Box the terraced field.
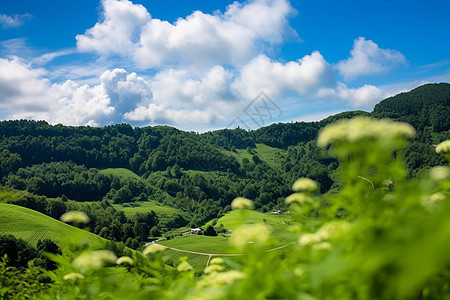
[0,203,104,247]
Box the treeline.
[0,187,188,248]
[5,161,151,202]
[0,234,61,272]
[0,83,449,223]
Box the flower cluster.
[177,260,193,272]
[204,264,224,274]
[116,256,133,266]
[421,192,446,210]
[430,166,450,181]
[230,223,272,250]
[285,193,313,205]
[60,211,90,224]
[317,116,415,147]
[72,250,117,273]
[63,272,85,283]
[231,197,254,210]
[292,178,319,192]
[435,140,450,153]
[299,220,351,247]
[285,177,318,206]
[197,270,246,288]
[143,243,166,255]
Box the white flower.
[285,193,313,205]
[177,260,193,272]
[298,221,351,247]
[292,178,319,192]
[436,140,450,153]
[231,197,254,210]
[73,250,117,273]
[298,233,323,246]
[316,220,352,240]
[197,270,246,288]
[317,116,415,147]
[143,243,166,255]
[204,264,224,274]
[210,258,224,265]
[60,211,90,224]
[422,192,446,210]
[230,223,271,250]
[116,256,133,266]
[63,272,85,282]
[313,241,332,251]
[430,166,449,181]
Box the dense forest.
[0,83,449,249]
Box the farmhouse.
[190,228,202,234]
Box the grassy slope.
[221,143,286,169]
[217,210,290,230]
[101,168,189,220]
[0,203,104,247]
[160,235,234,271]
[161,235,234,254]
[158,210,293,270]
[98,168,142,180]
[113,200,188,219]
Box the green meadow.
[222,143,286,169]
[157,210,293,270]
[98,168,143,180]
[0,203,104,247]
[113,200,188,219]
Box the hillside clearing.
[0,203,104,247]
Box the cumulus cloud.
[335,82,385,107]
[233,51,332,99]
[0,53,394,128]
[76,0,150,56]
[0,13,32,29]
[0,57,242,127]
[77,0,296,68]
[0,57,52,111]
[125,65,239,125]
[0,57,156,126]
[336,37,406,79]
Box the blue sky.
[0,0,449,131]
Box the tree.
[204,225,217,236]
[0,235,37,268]
[171,164,182,178]
[150,226,161,237]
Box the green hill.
[99,168,143,181]
[0,203,104,247]
[0,82,449,251]
[157,210,294,270]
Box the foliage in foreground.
[2,116,450,299]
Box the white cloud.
[0,13,32,29]
[232,51,332,99]
[76,0,150,56]
[0,57,52,111]
[0,57,155,126]
[77,0,296,68]
[336,37,406,79]
[335,82,385,107]
[125,65,239,125]
[0,53,393,128]
[32,49,77,65]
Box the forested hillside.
[0,83,449,248]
